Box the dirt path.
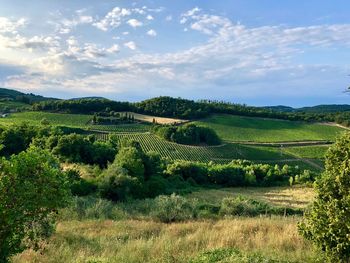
[320,122,350,131]
[225,140,332,147]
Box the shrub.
[208,164,245,186]
[99,172,143,201]
[190,248,291,263]
[60,196,126,220]
[299,132,350,262]
[166,161,208,185]
[65,169,97,196]
[144,176,168,198]
[0,147,70,262]
[151,193,198,223]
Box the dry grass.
[123,112,188,125]
[12,217,317,263]
[187,186,315,209]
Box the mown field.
[196,114,345,142]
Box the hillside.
[264,104,350,113]
[195,114,345,142]
[0,87,55,105]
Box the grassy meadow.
[196,114,345,142]
[13,217,321,263]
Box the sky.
[0,0,350,107]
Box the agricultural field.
[0,100,29,111]
[97,132,304,163]
[88,123,151,133]
[0,111,92,127]
[195,114,346,142]
[282,145,329,160]
[0,111,333,170]
[121,112,188,124]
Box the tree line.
[33,96,350,126]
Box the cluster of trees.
[38,134,115,168]
[33,98,132,114]
[33,96,350,126]
[92,112,136,125]
[152,123,221,145]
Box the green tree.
[115,146,145,179]
[0,147,71,262]
[299,132,350,262]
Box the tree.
[299,132,350,262]
[115,146,145,179]
[0,147,71,262]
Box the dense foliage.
[33,98,132,114]
[152,123,221,145]
[0,148,70,262]
[299,132,350,262]
[33,96,350,126]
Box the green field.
[97,133,298,163]
[0,111,333,169]
[0,100,29,111]
[283,145,329,159]
[0,112,92,127]
[196,114,345,142]
[90,123,151,133]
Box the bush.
[208,164,245,186]
[144,176,168,198]
[299,132,350,262]
[153,123,221,146]
[0,147,71,262]
[99,173,143,201]
[65,169,97,196]
[151,194,198,223]
[166,161,208,185]
[190,248,292,263]
[61,196,126,220]
[219,196,302,217]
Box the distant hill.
[263,105,295,112]
[0,88,56,104]
[297,104,350,113]
[263,104,350,113]
[69,96,107,101]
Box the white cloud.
[0,17,27,33]
[165,15,172,21]
[146,15,154,20]
[93,7,132,31]
[127,19,143,28]
[124,41,136,50]
[147,29,157,37]
[107,44,120,53]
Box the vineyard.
[95,132,298,163]
[88,123,151,133]
[196,114,345,142]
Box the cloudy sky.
[0,0,349,106]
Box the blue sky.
[0,0,349,106]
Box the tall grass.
[13,217,322,263]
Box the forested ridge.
[33,96,350,126]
